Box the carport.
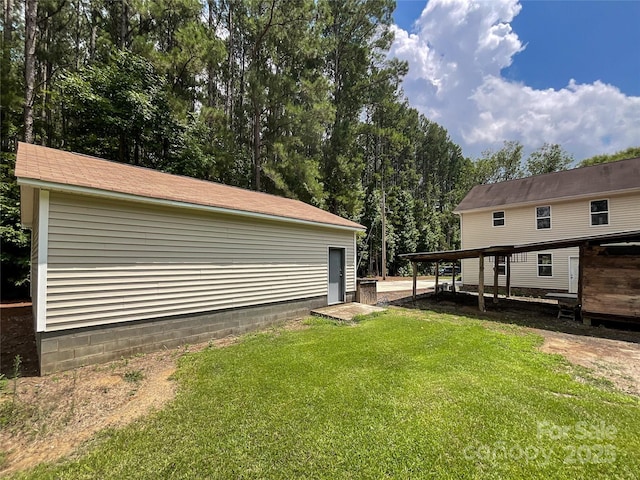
[400,230,640,321]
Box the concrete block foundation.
[38,294,352,374]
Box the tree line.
[1,1,637,298]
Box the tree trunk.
[120,0,128,48]
[74,0,81,69]
[119,133,126,163]
[2,0,13,150]
[225,0,234,117]
[89,5,98,60]
[3,0,12,45]
[206,0,217,108]
[39,16,51,146]
[253,104,260,191]
[24,0,38,144]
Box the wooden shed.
[15,143,364,374]
[581,243,640,325]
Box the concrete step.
[311,302,386,321]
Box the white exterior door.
[569,256,579,293]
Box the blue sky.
[390,0,640,161]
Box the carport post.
[478,253,485,311]
[493,255,499,304]
[452,264,456,296]
[506,255,511,298]
[435,261,440,296]
[412,262,417,301]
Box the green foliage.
[0,154,31,299]
[11,355,22,400]
[59,50,178,167]
[525,143,574,176]
[123,370,145,384]
[474,140,525,184]
[579,146,640,167]
[387,188,418,275]
[17,310,640,478]
[323,0,399,220]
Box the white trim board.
[37,190,49,332]
[17,178,365,233]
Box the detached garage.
[15,143,364,374]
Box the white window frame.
[535,205,551,230]
[496,255,506,276]
[537,253,553,277]
[492,211,505,227]
[590,199,609,226]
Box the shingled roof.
[15,142,364,230]
[455,156,640,212]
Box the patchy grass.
[122,370,145,384]
[11,310,640,479]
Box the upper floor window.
[493,211,505,227]
[590,199,609,226]
[536,206,551,230]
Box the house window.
[590,199,609,226]
[536,206,551,229]
[493,211,505,227]
[537,254,552,277]
[489,255,507,275]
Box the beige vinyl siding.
[462,248,578,290]
[45,192,355,331]
[460,191,640,290]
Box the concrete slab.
[311,303,385,321]
[376,280,435,292]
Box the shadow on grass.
[390,291,640,345]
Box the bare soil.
[538,331,640,396]
[2,291,640,476]
[1,304,39,377]
[0,336,234,476]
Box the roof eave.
[17,177,366,232]
[454,186,640,214]
[400,229,640,262]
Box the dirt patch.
[1,304,39,377]
[0,336,234,476]
[538,331,640,396]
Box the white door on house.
[328,248,345,305]
[569,256,579,294]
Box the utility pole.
[381,188,386,280]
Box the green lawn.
[15,309,640,479]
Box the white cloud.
[389,0,640,160]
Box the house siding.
[460,191,640,290]
[45,192,356,331]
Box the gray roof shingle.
[455,157,640,212]
[15,142,364,230]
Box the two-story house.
[455,156,640,295]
